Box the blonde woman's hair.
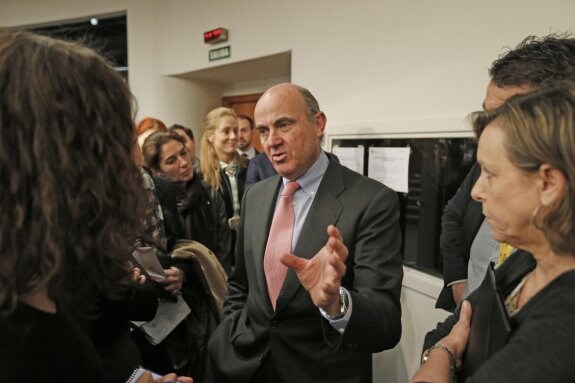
[200,107,248,189]
[471,82,575,255]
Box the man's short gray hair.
[295,85,321,123]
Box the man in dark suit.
[237,114,260,159]
[208,83,403,383]
[245,151,277,187]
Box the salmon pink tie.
[264,181,300,310]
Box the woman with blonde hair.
[413,83,575,382]
[200,107,248,232]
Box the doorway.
[180,50,291,152]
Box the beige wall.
[151,0,575,128]
[3,0,575,134]
[2,0,575,380]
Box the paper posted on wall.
[367,147,410,193]
[332,146,364,174]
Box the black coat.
[176,174,232,274]
[425,251,575,382]
[436,163,484,311]
[219,165,247,220]
[151,174,184,252]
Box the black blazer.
[219,165,247,219]
[208,159,403,383]
[436,163,484,311]
[150,174,184,251]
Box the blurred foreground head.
[0,29,145,317]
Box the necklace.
[504,270,535,316]
[224,163,237,177]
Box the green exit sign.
[209,46,231,61]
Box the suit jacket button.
[271,320,279,329]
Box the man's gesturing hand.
[280,225,348,316]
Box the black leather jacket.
[176,173,232,274]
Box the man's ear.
[314,111,327,138]
[538,163,567,206]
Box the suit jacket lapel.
[275,161,345,313]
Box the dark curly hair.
[0,29,146,318]
[489,33,575,88]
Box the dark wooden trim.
[222,93,262,106]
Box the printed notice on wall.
[367,147,410,193]
[332,146,364,174]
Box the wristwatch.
[320,286,349,320]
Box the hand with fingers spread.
[281,225,348,315]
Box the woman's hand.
[135,371,193,383]
[440,300,473,368]
[131,266,147,284]
[127,261,147,284]
[410,301,472,383]
[161,267,185,295]
[155,372,193,383]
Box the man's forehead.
[483,81,533,111]
[258,85,301,106]
[255,87,305,122]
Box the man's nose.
[266,128,282,147]
[471,176,484,202]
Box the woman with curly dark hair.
[0,29,191,383]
